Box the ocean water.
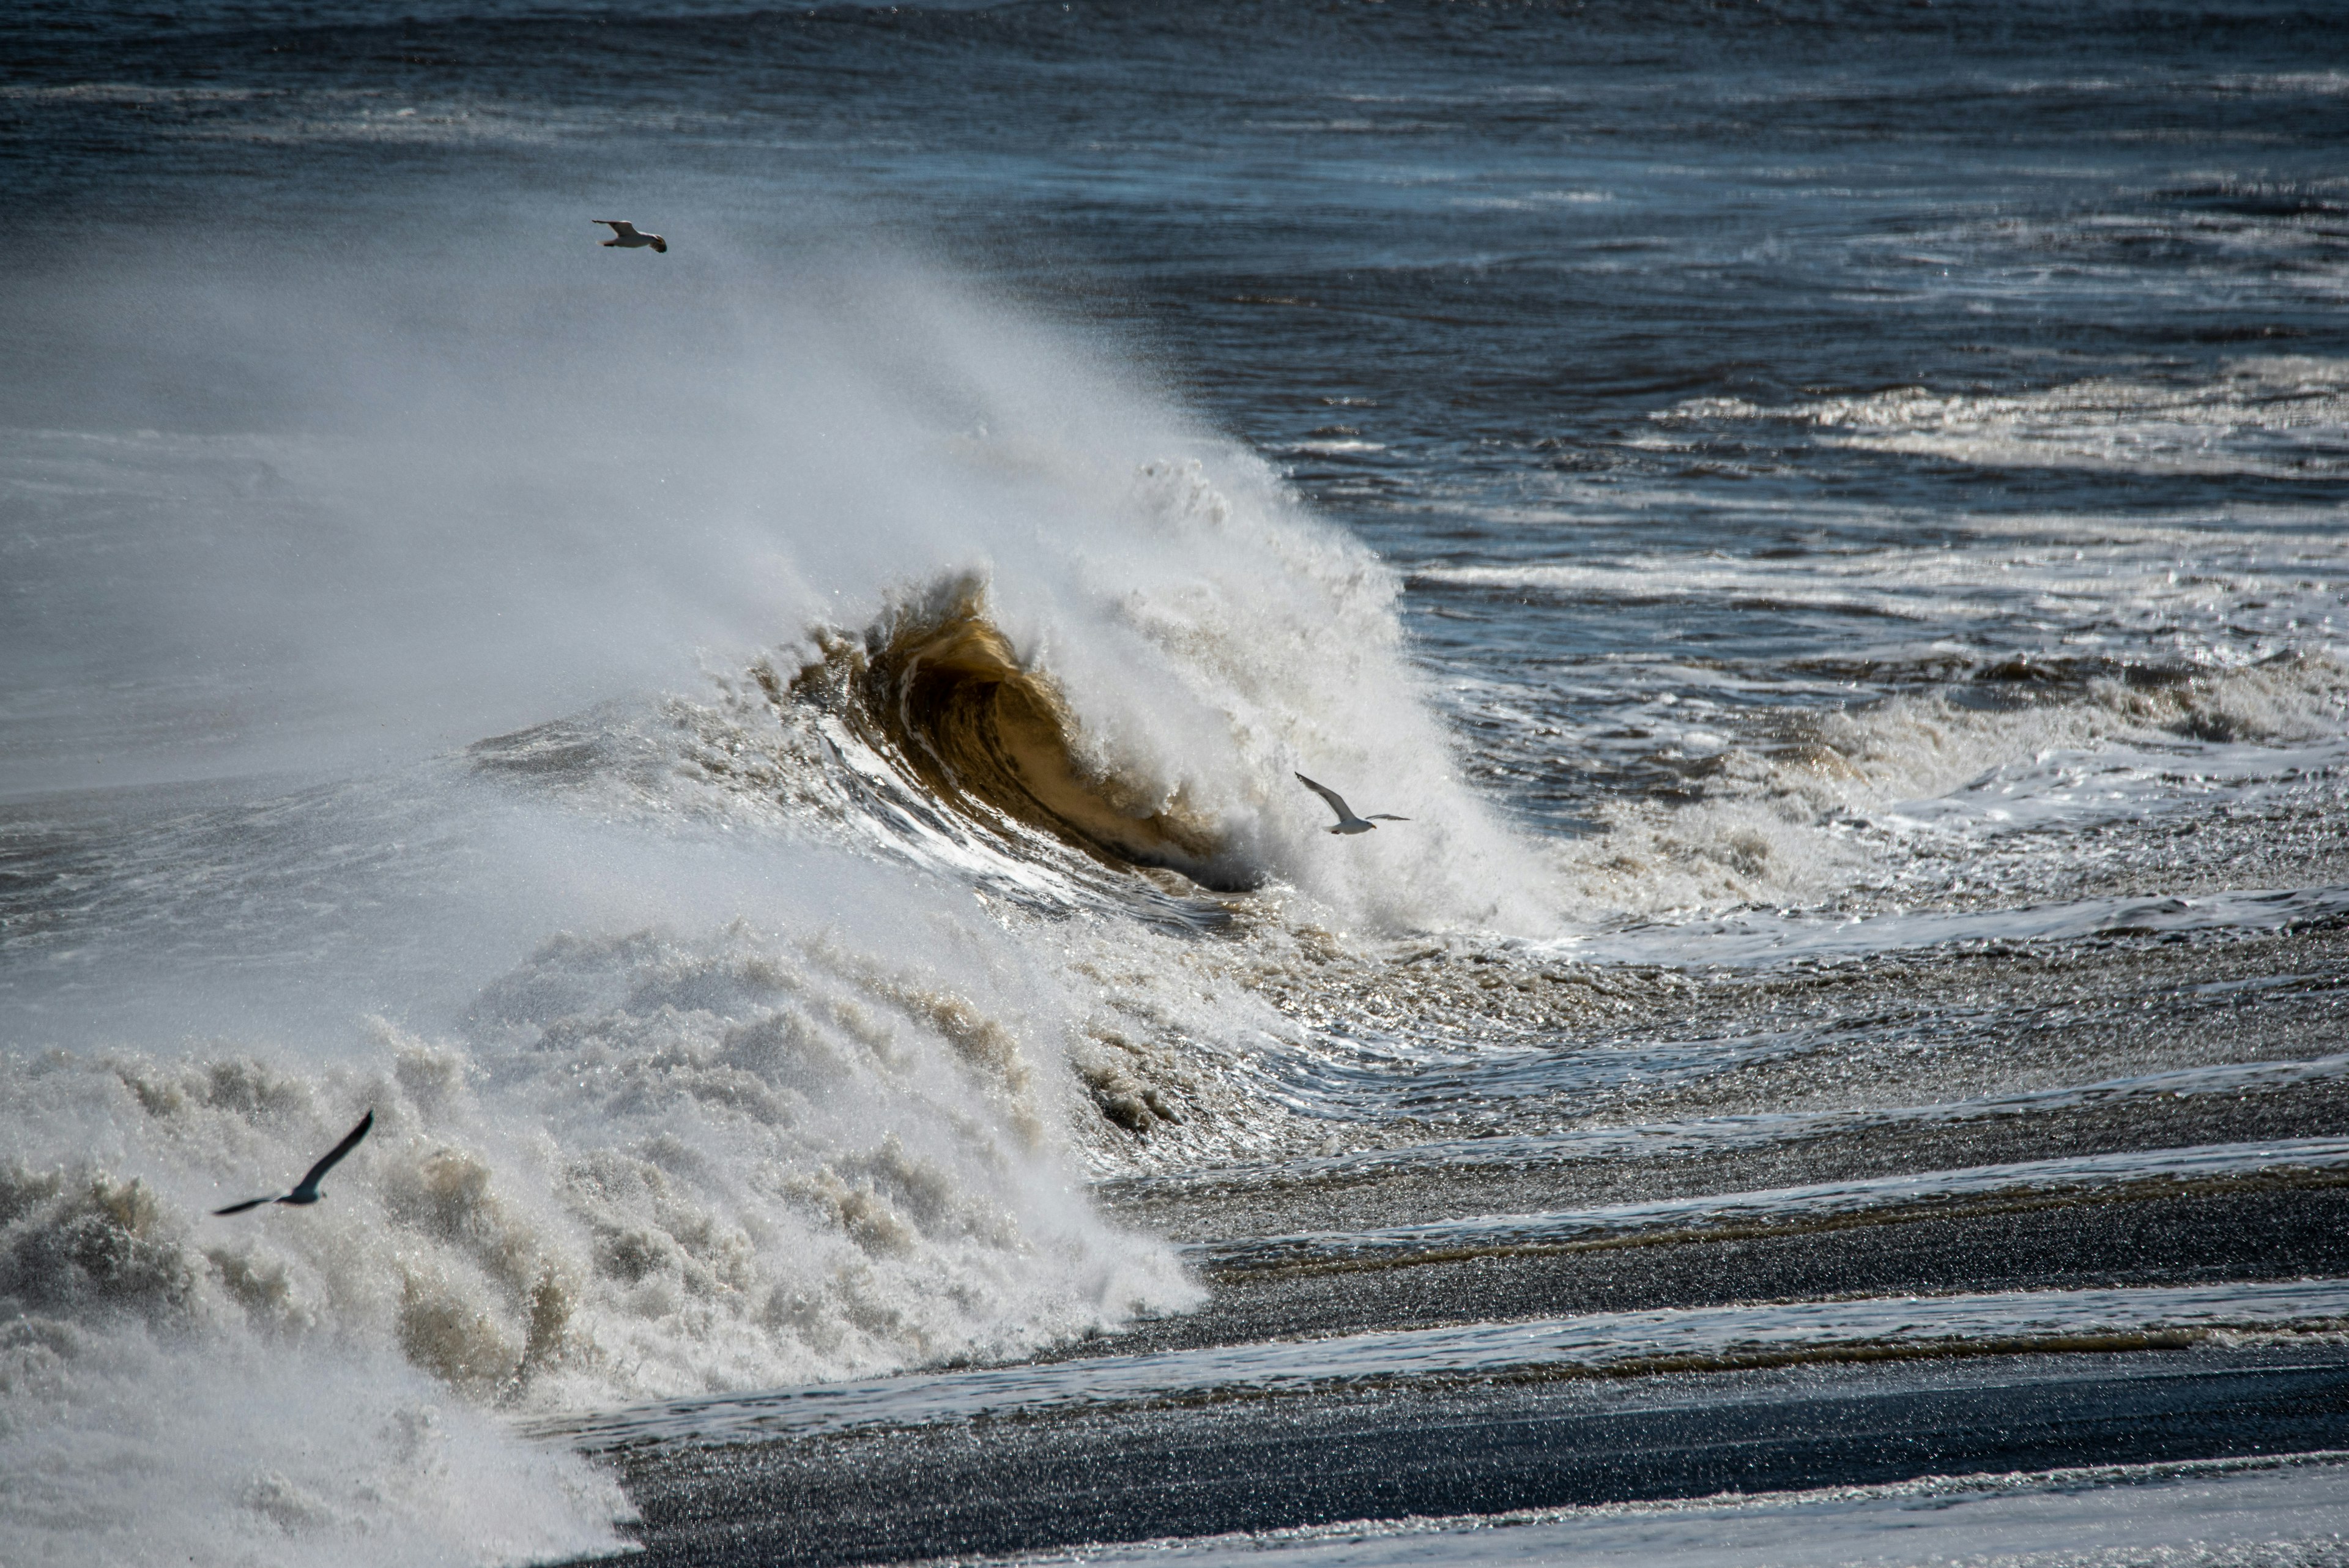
[4,1,2348,1564]
[931,1454,2349,1568]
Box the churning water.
[4,2,2348,1563]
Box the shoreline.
[556,1182,2349,1566]
[568,1342,2349,1567]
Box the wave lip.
[785,577,1261,894]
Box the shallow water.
[549,1279,2349,1449]
[3,2,2347,1564]
[967,1454,2349,1568]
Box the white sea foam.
[1415,503,2349,648]
[0,898,1200,1564]
[1661,355,2349,479]
[1543,653,2349,921]
[1,1330,628,1568]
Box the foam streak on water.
[548,1279,2349,1450]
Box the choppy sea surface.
[4,2,2347,1564]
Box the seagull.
[1295,772,1409,835]
[593,219,667,254]
[213,1110,374,1216]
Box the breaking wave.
[473,572,2348,938]
[10,220,2348,1568]
[472,455,1565,939]
[786,576,1255,893]
[0,920,1198,1565]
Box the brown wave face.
[783,579,1258,893]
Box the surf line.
[534,1278,2349,1452]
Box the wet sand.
[584,1343,2349,1567]
[563,1180,2349,1566]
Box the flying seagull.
[213,1110,374,1216]
[1295,772,1409,835]
[593,219,667,253]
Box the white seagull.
[593,219,668,253]
[1295,772,1409,835]
[213,1110,374,1216]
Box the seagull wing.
[288,1109,374,1200]
[1367,814,1410,822]
[212,1195,276,1217]
[1294,772,1355,823]
[595,220,640,238]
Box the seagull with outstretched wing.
[593,219,667,253]
[1295,772,1409,835]
[214,1110,374,1216]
